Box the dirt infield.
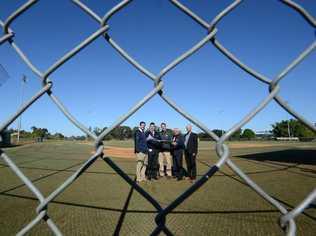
[227,142,289,149]
[104,146,135,158]
[102,141,303,159]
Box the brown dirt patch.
[228,143,280,149]
[227,142,301,149]
[104,146,135,158]
[94,141,301,158]
[98,143,290,158]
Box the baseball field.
[0,140,315,235]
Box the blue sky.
[0,0,315,136]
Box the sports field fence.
[0,0,315,235]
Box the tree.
[290,120,315,137]
[101,127,112,140]
[132,126,138,134]
[241,129,256,140]
[120,126,132,140]
[74,135,86,140]
[93,127,103,136]
[110,126,132,140]
[272,119,315,138]
[230,128,242,140]
[198,132,212,140]
[111,126,121,139]
[51,133,65,140]
[212,129,225,138]
[132,126,141,139]
[31,126,49,139]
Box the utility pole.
[17,75,27,144]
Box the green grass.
[0,141,315,235]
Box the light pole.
[287,120,291,138]
[284,100,292,139]
[17,75,27,143]
[0,63,10,87]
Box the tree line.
[199,128,256,140]
[7,126,65,140]
[3,119,315,141]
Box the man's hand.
[172,142,177,146]
[192,153,196,156]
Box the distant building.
[255,130,273,139]
[0,130,11,146]
[276,137,299,141]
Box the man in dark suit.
[171,128,185,181]
[134,121,148,183]
[184,124,198,181]
[145,122,161,180]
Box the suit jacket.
[184,132,198,154]
[134,129,147,153]
[171,134,185,157]
[159,130,172,152]
[145,130,161,150]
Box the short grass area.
[0,141,315,235]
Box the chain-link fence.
[0,63,9,87]
[0,0,315,235]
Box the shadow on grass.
[0,159,87,194]
[1,192,315,221]
[236,149,316,166]
[0,144,22,149]
[0,192,284,215]
[114,180,135,235]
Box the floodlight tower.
[17,75,27,143]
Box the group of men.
[134,121,198,183]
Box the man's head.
[186,124,192,133]
[173,128,180,136]
[161,122,166,131]
[139,121,146,130]
[149,122,155,132]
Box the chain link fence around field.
[0,0,315,235]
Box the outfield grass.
[0,141,315,235]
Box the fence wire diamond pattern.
[0,0,315,235]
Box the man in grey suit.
[184,124,198,181]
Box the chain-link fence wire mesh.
[0,0,315,235]
[0,63,9,87]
